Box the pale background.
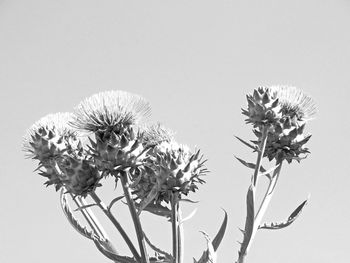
[0,0,349,262]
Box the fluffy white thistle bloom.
[71,90,151,136]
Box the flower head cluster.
[23,113,101,196]
[243,86,316,163]
[131,125,207,205]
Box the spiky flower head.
[89,126,147,174]
[23,112,77,161]
[71,90,151,139]
[242,87,282,129]
[247,86,316,163]
[132,126,207,205]
[269,86,316,123]
[23,113,102,195]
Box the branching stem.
[119,171,149,263]
[89,191,141,262]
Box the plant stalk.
[89,191,141,262]
[171,194,179,263]
[120,171,149,263]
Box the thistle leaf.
[60,191,97,240]
[197,231,216,263]
[179,199,199,204]
[235,156,269,178]
[180,208,198,224]
[237,186,255,259]
[259,196,309,230]
[144,231,173,260]
[74,203,98,212]
[136,202,172,219]
[137,185,159,215]
[212,209,228,251]
[196,210,228,263]
[93,239,136,263]
[107,196,124,212]
[235,136,258,151]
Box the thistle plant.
[236,86,316,263]
[23,87,315,263]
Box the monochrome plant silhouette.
[23,87,315,263]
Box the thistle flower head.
[71,90,151,137]
[242,87,282,128]
[141,123,175,147]
[23,112,77,161]
[132,139,207,204]
[269,86,316,123]
[89,126,147,174]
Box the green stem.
[120,171,149,263]
[171,195,179,263]
[89,191,141,262]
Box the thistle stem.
[177,205,184,263]
[171,195,179,263]
[119,171,149,263]
[89,191,141,262]
[237,127,269,263]
[254,162,283,223]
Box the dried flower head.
[71,90,151,137]
[132,139,207,206]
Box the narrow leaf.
[180,208,198,224]
[235,136,257,151]
[179,199,199,204]
[198,231,216,263]
[94,239,136,263]
[259,196,309,230]
[137,185,159,215]
[235,156,269,178]
[144,232,173,260]
[136,202,172,219]
[107,196,124,212]
[212,209,228,251]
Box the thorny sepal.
[259,196,309,230]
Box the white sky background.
[1,0,349,262]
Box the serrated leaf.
[237,186,255,259]
[144,231,173,260]
[94,239,136,263]
[259,196,309,230]
[60,191,97,240]
[108,196,124,212]
[74,203,98,212]
[235,136,257,151]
